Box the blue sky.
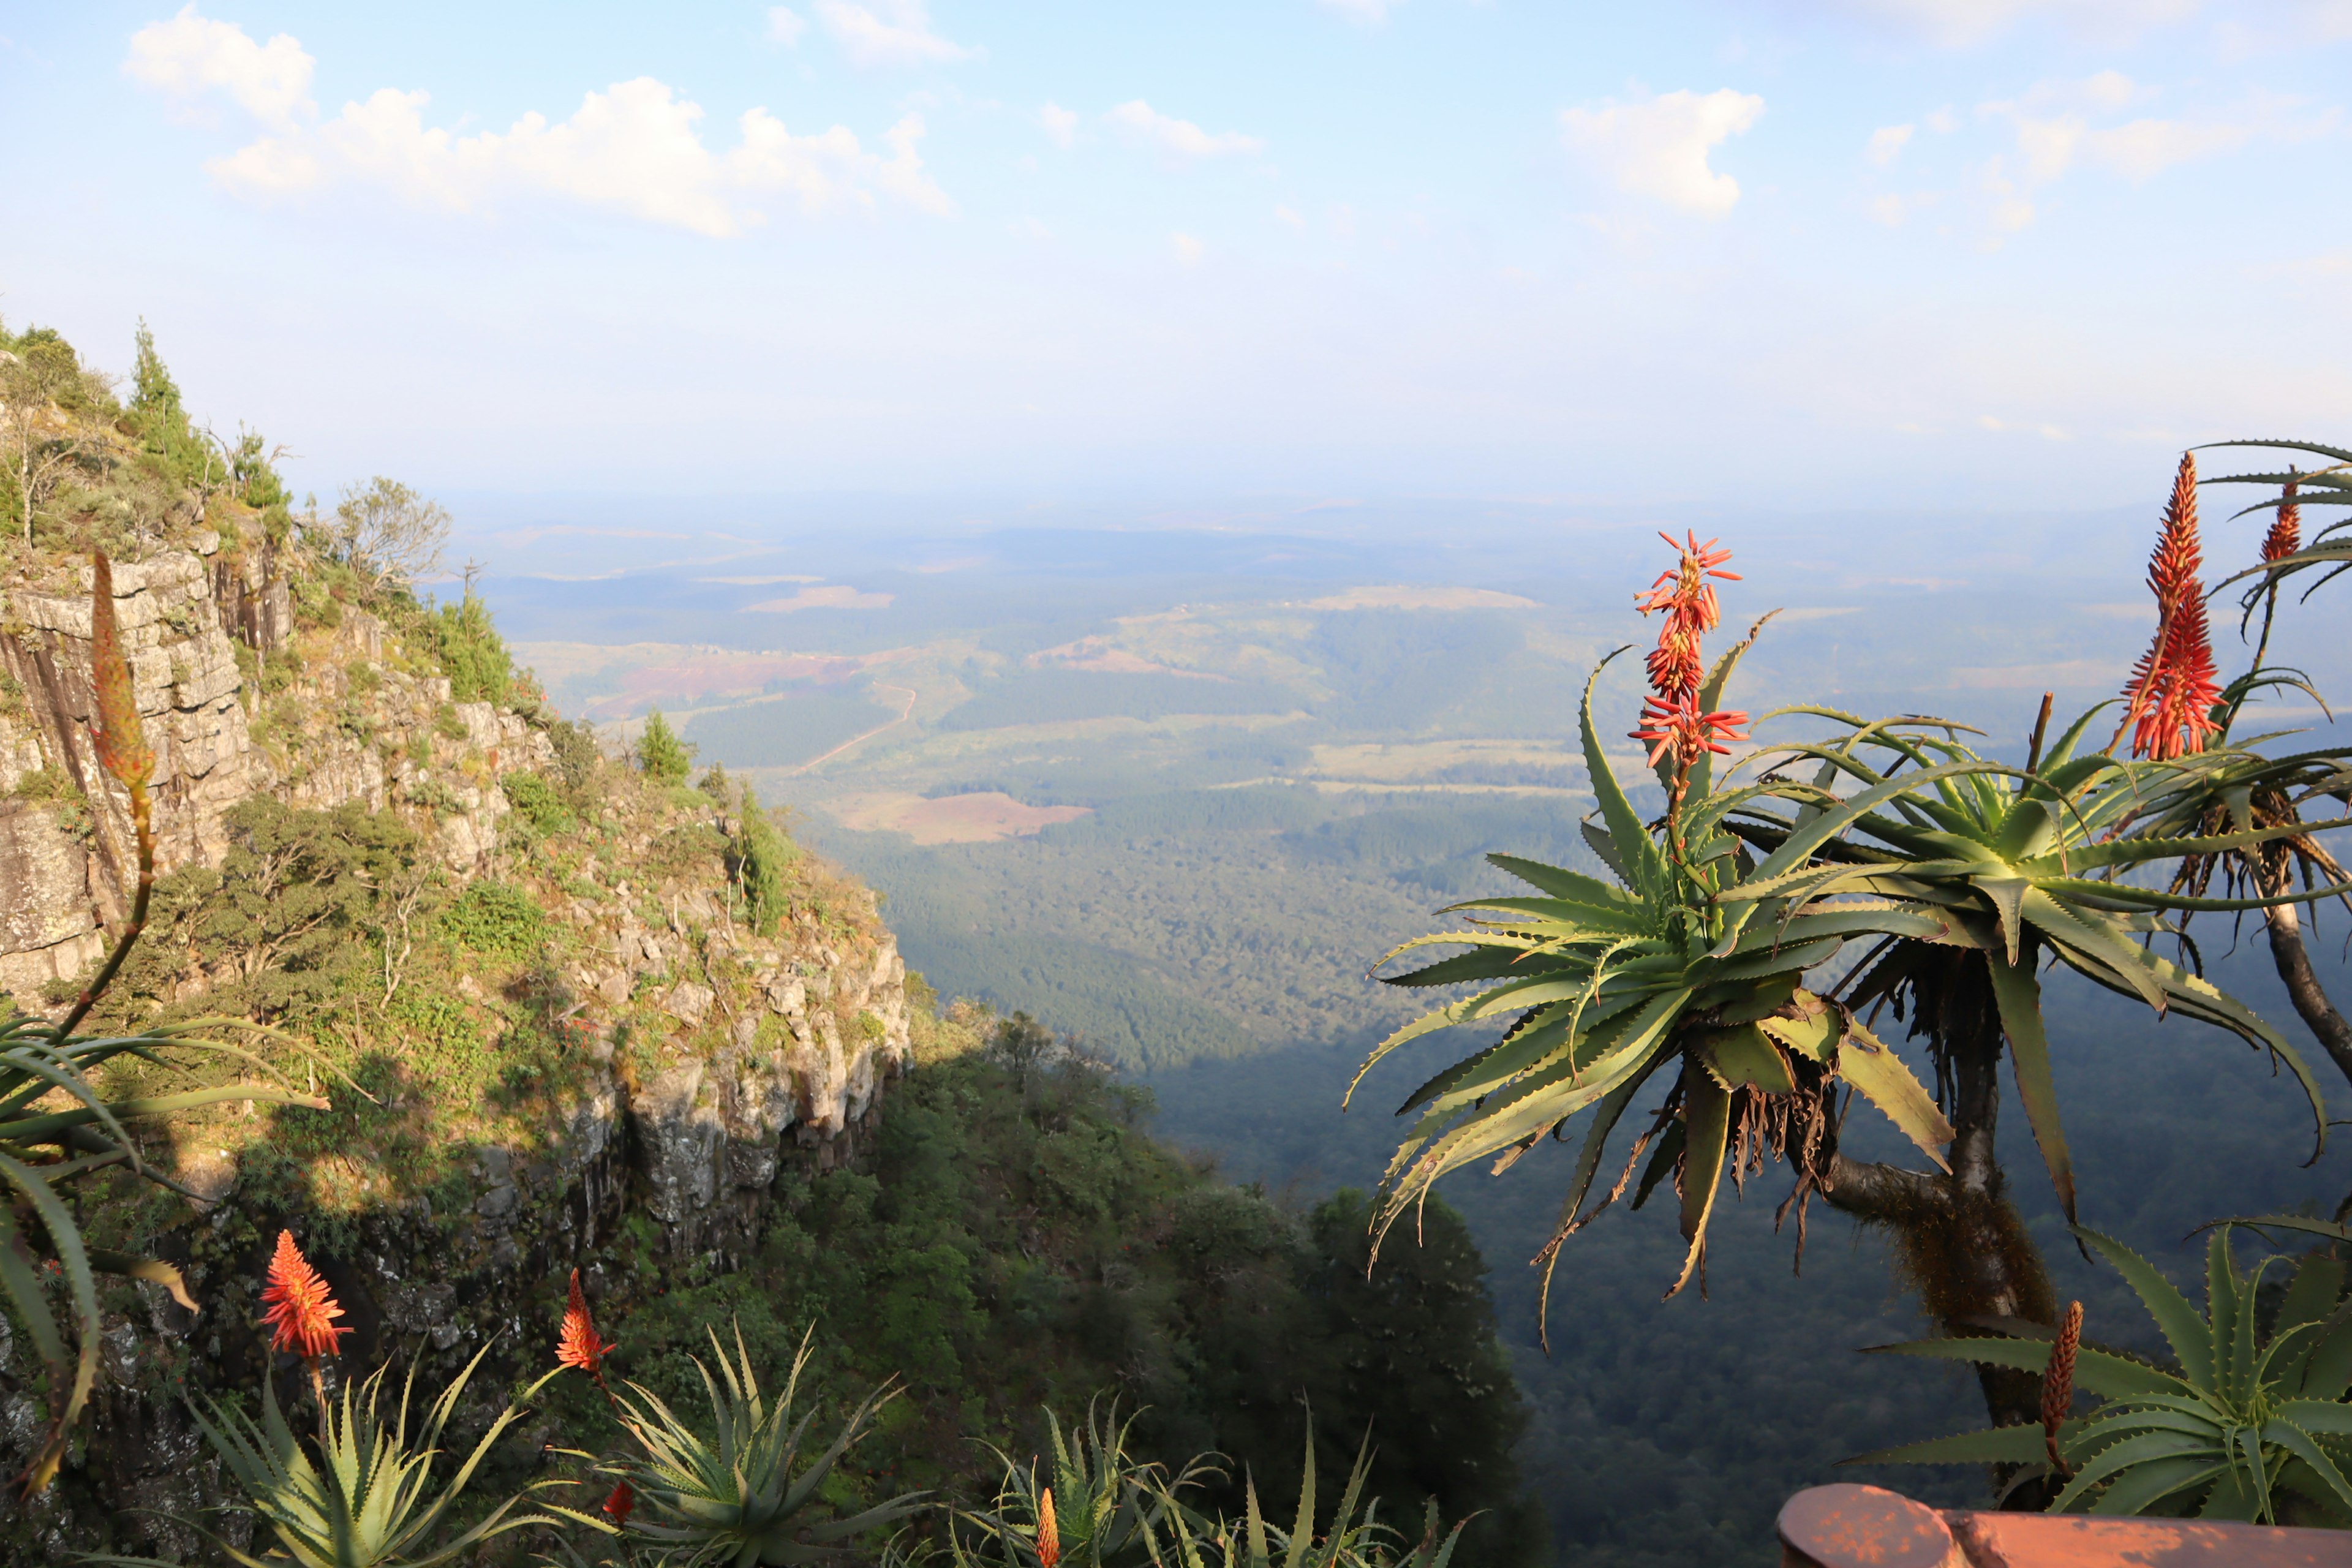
[2,1,2348,509]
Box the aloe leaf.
[1580,652,1665,898]
[1697,1023,1793,1093]
[2279,1256,2347,1338]
[1670,1068,1730,1300]
[0,1206,68,1382]
[1834,1020,1953,1170]
[0,1150,100,1490]
[1731,761,2002,895]
[1552,1046,1671,1235]
[1864,1335,2188,1400]
[2052,1428,2226,1513]
[2021,888,2165,1014]
[2080,1455,2228,1518]
[1844,1423,2045,1466]
[1981,948,2073,1223]
[1975,876,2029,967]
[1488,853,1637,905]
[1630,1121,1684,1211]
[2072,1227,2214,1390]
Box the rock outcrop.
[0,524,921,1561]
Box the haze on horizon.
[4,0,2349,517]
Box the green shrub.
[733,789,799,934]
[502,771,575,839]
[437,880,545,959]
[546,717,601,793]
[432,590,512,704]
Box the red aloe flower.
[1635,531,1740,704]
[602,1479,636,1529]
[557,1268,615,1381]
[2120,453,2222,762]
[1631,694,1751,771]
[2263,473,2302,563]
[260,1230,352,1359]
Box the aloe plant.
[2,551,324,1493]
[601,1323,924,1566]
[944,1398,1207,1567]
[89,1345,564,1567]
[2204,439,2352,605]
[1144,1424,1468,1568]
[1725,704,2345,1228]
[1351,636,1967,1318]
[1860,1223,2352,1524]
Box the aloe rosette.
[1719,703,2351,1225]
[1351,638,1965,1316]
[1861,1224,2352,1523]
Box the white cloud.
[131,14,953,235]
[1559,88,1765,216]
[1317,0,1404,23]
[1039,102,1078,148]
[812,0,973,67]
[1273,204,1305,228]
[767,7,807,45]
[1172,232,1204,265]
[1977,72,2292,208]
[1926,106,1961,133]
[1836,0,2201,47]
[1871,192,1908,224]
[1105,100,1264,159]
[124,4,314,130]
[1866,123,1913,166]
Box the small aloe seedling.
[1859,1222,2352,1522]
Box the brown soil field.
[826,790,1095,844]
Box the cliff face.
[0,526,918,1561]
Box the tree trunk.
[2258,873,2352,1090]
[1819,946,2059,1501]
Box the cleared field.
[1308,739,1582,782]
[826,790,1094,843]
[1300,585,1542,611]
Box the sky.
[2,1,2349,511]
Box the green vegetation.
[431,588,515,705]
[557,1014,1545,1562]
[1868,1223,2352,1524]
[638,708,693,783]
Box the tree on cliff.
[638,709,693,784]
[323,476,450,597]
[0,323,99,544]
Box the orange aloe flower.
[260,1229,352,1359]
[2263,473,2302,563]
[1634,530,1740,700]
[2120,453,2222,762]
[1630,693,1751,772]
[1037,1485,1061,1568]
[602,1479,636,1529]
[557,1268,615,1381]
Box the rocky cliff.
[0,518,922,1561]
